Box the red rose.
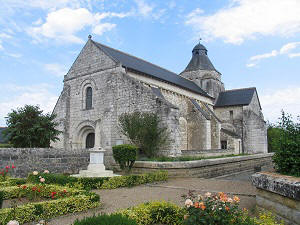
[22,185,27,189]
[5,166,10,169]
[37,189,41,192]
[12,164,16,169]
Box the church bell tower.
[180,42,224,99]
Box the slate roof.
[183,43,216,72]
[92,41,211,98]
[214,87,260,108]
[151,87,165,100]
[190,99,210,120]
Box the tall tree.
[3,105,61,148]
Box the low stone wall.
[0,148,89,177]
[252,172,300,225]
[181,149,236,157]
[132,153,273,178]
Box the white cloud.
[0,84,58,126]
[28,8,128,43]
[6,53,22,58]
[134,0,154,17]
[185,0,300,44]
[92,23,116,36]
[261,87,300,122]
[45,63,68,77]
[247,41,300,66]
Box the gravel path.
[46,177,257,225]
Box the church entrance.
[86,133,95,149]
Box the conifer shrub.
[73,213,138,225]
[112,144,138,172]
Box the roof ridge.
[93,41,179,76]
[222,87,256,92]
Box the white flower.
[43,170,49,174]
[227,197,233,203]
[32,171,38,175]
[205,192,212,198]
[7,220,19,225]
[40,178,45,183]
[185,199,193,208]
[39,176,42,179]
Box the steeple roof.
[183,42,216,72]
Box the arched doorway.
[86,133,95,149]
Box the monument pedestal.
[72,148,118,177]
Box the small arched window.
[86,87,92,109]
[86,133,95,149]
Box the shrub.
[120,201,185,225]
[74,213,138,225]
[254,210,284,225]
[272,111,300,177]
[182,191,256,225]
[0,191,3,209]
[119,112,170,157]
[100,171,168,189]
[113,144,138,172]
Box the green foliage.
[0,194,99,224]
[267,122,283,152]
[120,201,185,225]
[254,210,284,225]
[272,111,300,177]
[100,171,168,189]
[3,105,62,148]
[0,191,3,209]
[0,143,12,148]
[119,112,170,157]
[27,171,168,190]
[113,144,138,172]
[74,213,138,225]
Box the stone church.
[51,35,268,158]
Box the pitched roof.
[190,99,210,120]
[182,43,216,72]
[214,87,259,108]
[92,41,211,98]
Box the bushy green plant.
[74,213,138,225]
[119,112,170,157]
[0,191,3,209]
[254,210,284,225]
[182,191,255,225]
[101,171,168,189]
[120,201,185,225]
[113,144,138,172]
[272,111,300,177]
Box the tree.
[267,122,283,152]
[119,112,170,158]
[3,105,61,148]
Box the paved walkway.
[46,177,257,225]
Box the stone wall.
[0,148,89,178]
[252,172,300,225]
[131,153,273,178]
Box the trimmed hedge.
[27,171,168,190]
[0,194,99,224]
[120,201,185,225]
[113,144,138,171]
[74,213,138,225]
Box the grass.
[138,154,249,162]
[0,143,12,148]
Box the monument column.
[94,119,101,149]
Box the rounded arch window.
[86,87,93,109]
[86,132,95,149]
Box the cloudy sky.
[0,0,299,126]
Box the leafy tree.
[3,105,61,148]
[272,111,300,177]
[119,112,170,157]
[267,122,283,152]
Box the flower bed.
[0,174,100,224]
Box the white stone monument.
[72,147,117,177]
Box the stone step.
[71,169,119,178]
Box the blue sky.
[0,0,300,126]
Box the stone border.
[252,172,300,200]
[134,153,273,169]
